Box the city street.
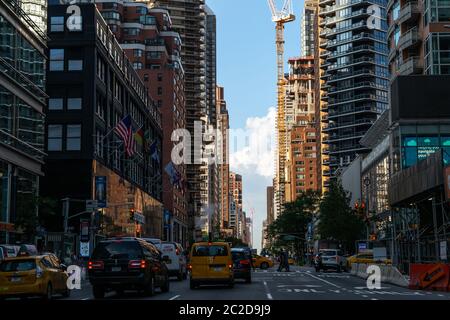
[62,266,450,301]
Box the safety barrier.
[409,263,450,292]
[351,263,409,287]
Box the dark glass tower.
[319,0,389,177]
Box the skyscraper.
[0,0,46,244]
[302,0,319,56]
[319,0,390,180]
[156,0,208,242]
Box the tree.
[267,190,320,261]
[14,196,57,242]
[318,181,364,253]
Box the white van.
[159,242,187,280]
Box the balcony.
[398,27,421,52]
[397,56,423,75]
[398,2,420,25]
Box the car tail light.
[239,259,250,265]
[129,260,146,269]
[187,264,192,270]
[88,260,104,270]
[176,248,180,255]
[36,265,43,278]
[228,264,233,269]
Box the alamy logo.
[66,265,82,290]
[366,265,381,289]
[367,5,382,30]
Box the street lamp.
[363,176,371,241]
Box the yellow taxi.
[252,255,274,269]
[188,242,234,289]
[288,257,295,265]
[346,252,392,269]
[0,254,70,300]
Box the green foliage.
[14,196,57,241]
[224,236,248,248]
[318,181,365,252]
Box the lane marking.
[371,298,378,300]
[169,295,180,300]
[82,298,89,300]
[263,281,273,300]
[304,272,341,288]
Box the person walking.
[277,249,284,272]
[283,250,290,272]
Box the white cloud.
[229,107,276,177]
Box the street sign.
[80,220,90,242]
[95,176,107,208]
[79,241,89,257]
[133,212,145,224]
[86,200,98,211]
[283,235,296,241]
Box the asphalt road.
[59,266,450,301]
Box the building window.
[157,73,163,81]
[68,60,83,71]
[67,98,82,110]
[48,98,63,110]
[157,87,162,95]
[48,125,63,151]
[134,49,143,58]
[50,16,64,32]
[144,74,149,82]
[49,49,64,71]
[66,125,81,151]
[133,62,143,70]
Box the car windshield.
[192,245,228,257]
[92,241,143,260]
[231,251,248,261]
[320,250,337,256]
[0,259,36,272]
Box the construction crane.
[267,0,295,214]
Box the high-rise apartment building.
[319,0,390,179]
[284,57,320,199]
[156,0,208,242]
[387,0,450,77]
[216,86,231,236]
[229,172,242,237]
[94,0,187,245]
[0,0,46,244]
[19,0,47,33]
[302,0,319,56]
[266,186,274,225]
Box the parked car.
[0,253,70,300]
[317,249,347,272]
[0,245,20,259]
[88,237,170,299]
[231,248,252,283]
[142,238,162,248]
[188,242,234,289]
[157,242,187,281]
[252,254,274,269]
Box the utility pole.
[432,195,440,261]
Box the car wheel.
[145,276,156,296]
[228,281,234,288]
[93,285,105,299]
[190,279,197,290]
[161,275,170,293]
[315,267,320,272]
[177,270,183,281]
[62,287,70,298]
[182,270,187,280]
[245,276,252,284]
[337,265,342,273]
[44,283,53,300]
[260,262,269,270]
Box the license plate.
[111,267,121,272]
[10,277,21,283]
[213,267,222,272]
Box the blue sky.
[207,0,305,251]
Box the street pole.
[432,195,440,262]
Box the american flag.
[115,115,136,156]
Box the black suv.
[231,248,252,283]
[88,237,170,298]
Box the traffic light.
[129,208,135,222]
